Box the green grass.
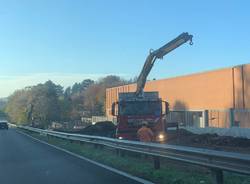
[20,129,250,184]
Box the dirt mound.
[167,129,250,153]
[191,134,250,147]
[79,121,116,138]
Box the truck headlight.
[158,133,165,140]
[118,136,123,140]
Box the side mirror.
[165,102,170,115]
[111,102,117,116]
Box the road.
[0,129,142,184]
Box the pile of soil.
[78,121,116,138]
[166,129,250,154]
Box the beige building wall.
[106,64,250,128]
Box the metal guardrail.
[18,125,250,184]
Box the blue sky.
[0,0,250,97]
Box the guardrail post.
[153,156,160,169]
[115,149,124,157]
[116,149,120,156]
[120,150,125,157]
[211,169,223,184]
[67,136,73,143]
[94,144,103,150]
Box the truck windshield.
[119,101,162,116]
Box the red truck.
[112,92,169,141]
[111,33,193,142]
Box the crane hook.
[189,38,193,45]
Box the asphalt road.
[0,129,142,184]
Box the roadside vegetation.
[20,129,250,184]
[3,75,134,127]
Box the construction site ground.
[165,129,250,154]
[55,121,250,154]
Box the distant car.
[0,121,8,130]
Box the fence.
[167,110,206,127]
[167,109,250,128]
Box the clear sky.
[0,0,250,97]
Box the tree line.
[4,75,134,128]
[0,98,7,119]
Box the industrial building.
[106,63,250,128]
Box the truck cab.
[112,92,169,141]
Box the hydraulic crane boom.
[135,32,193,97]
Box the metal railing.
[18,125,250,184]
